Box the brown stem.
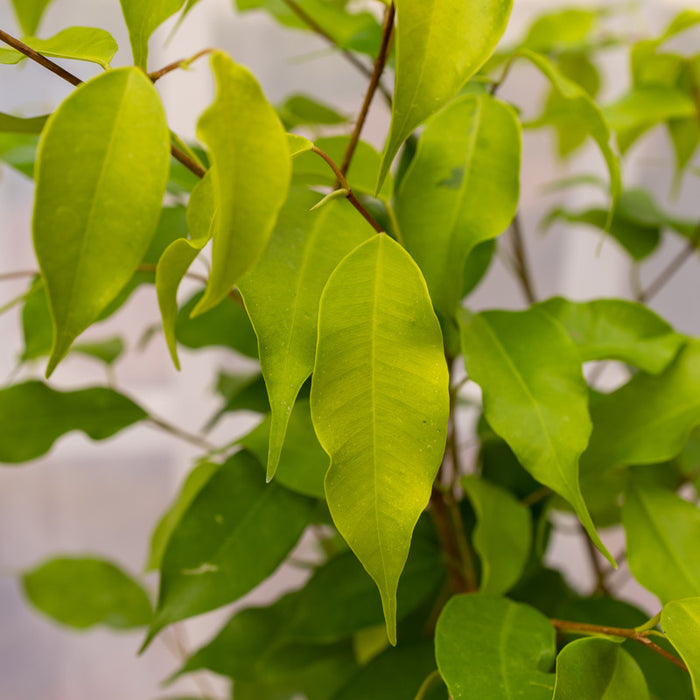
[0,30,205,181]
[579,522,610,596]
[279,0,392,105]
[338,2,395,178]
[430,487,470,594]
[0,270,40,282]
[551,619,688,672]
[310,146,384,232]
[521,485,552,506]
[148,48,214,82]
[510,214,537,304]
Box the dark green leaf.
[0,112,49,135]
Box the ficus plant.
[3,0,700,698]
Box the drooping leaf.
[623,482,700,603]
[459,308,612,563]
[277,94,347,130]
[378,0,513,189]
[537,297,684,374]
[145,461,219,571]
[146,451,314,644]
[22,557,152,629]
[119,0,186,68]
[33,67,170,377]
[662,598,700,698]
[461,476,532,595]
[553,638,649,700]
[0,27,118,69]
[580,340,700,479]
[10,0,55,35]
[239,188,371,480]
[0,112,49,135]
[311,234,450,644]
[435,593,556,699]
[192,51,290,315]
[0,381,146,464]
[396,93,520,319]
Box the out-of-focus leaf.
[277,94,347,130]
[10,0,55,35]
[521,8,599,53]
[0,112,49,135]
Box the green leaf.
[10,0,54,35]
[146,451,314,643]
[239,188,371,480]
[0,132,39,177]
[277,94,347,130]
[396,94,520,319]
[520,49,620,224]
[662,598,700,698]
[156,173,214,369]
[0,381,146,464]
[33,67,170,377]
[580,340,700,478]
[520,8,599,53]
[623,483,700,603]
[238,400,329,499]
[192,51,290,316]
[22,557,152,629]
[287,133,314,158]
[119,0,186,68]
[0,112,48,135]
[435,593,555,699]
[461,476,532,595]
[553,638,649,700]
[537,297,685,374]
[145,461,219,571]
[205,371,269,431]
[311,234,449,644]
[0,27,118,69]
[459,308,612,564]
[378,0,513,189]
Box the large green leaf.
[119,0,186,68]
[239,188,371,480]
[192,51,290,315]
[396,93,520,319]
[623,483,700,603]
[33,67,169,377]
[0,381,146,464]
[537,297,684,374]
[580,340,700,478]
[459,308,611,563]
[0,27,118,69]
[662,598,700,698]
[146,451,314,644]
[378,0,513,189]
[461,476,532,595]
[553,638,649,700]
[311,234,449,644]
[10,0,54,35]
[435,593,555,699]
[22,557,152,630]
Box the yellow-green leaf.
[33,67,170,376]
[10,0,54,36]
[378,0,513,189]
[662,598,700,697]
[311,234,450,644]
[193,51,290,316]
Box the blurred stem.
[579,522,610,596]
[509,214,537,304]
[414,670,443,700]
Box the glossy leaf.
[22,557,152,629]
[0,27,118,69]
[10,0,54,35]
[33,67,170,376]
[581,340,700,478]
[436,594,555,699]
[0,381,146,464]
[239,188,371,480]
[623,483,700,603]
[146,451,314,643]
[396,93,520,319]
[459,308,612,563]
[311,234,449,644]
[193,51,290,315]
[553,638,649,700]
[462,476,532,595]
[537,297,684,374]
[0,112,48,135]
[119,0,186,68]
[662,598,700,697]
[378,0,513,189]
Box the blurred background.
[1,0,698,697]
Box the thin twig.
[338,2,395,178]
[521,485,552,506]
[0,31,206,181]
[0,270,40,282]
[579,522,610,596]
[510,214,537,304]
[148,48,214,82]
[430,487,471,594]
[147,414,218,452]
[279,0,392,105]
